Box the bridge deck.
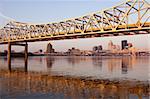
[0,22,149,44]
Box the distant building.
[81,50,93,56]
[128,43,133,48]
[46,43,55,53]
[116,45,121,50]
[108,40,113,50]
[39,49,43,53]
[108,40,120,52]
[128,47,136,56]
[67,47,81,55]
[121,40,128,50]
[93,46,98,52]
[93,45,103,52]
[97,45,103,51]
[34,49,44,54]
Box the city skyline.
[0,34,149,52]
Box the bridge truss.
[0,0,149,44]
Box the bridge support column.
[7,42,28,72]
[8,42,11,71]
[24,42,28,72]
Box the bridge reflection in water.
[0,70,149,99]
[0,56,149,99]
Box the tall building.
[67,47,81,55]
[93,45,103,52]
[121,40,128,50]
[46,43,55,53]
[108,40,113,50]
[116,45,121,50]
[93,46,98,51]
[97,45,103,50]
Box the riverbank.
[0,52,149,57]
[0,52,44,57]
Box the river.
[0,56,149,99]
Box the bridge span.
[0,0,149,44]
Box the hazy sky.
[0,0,149,52]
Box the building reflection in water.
[107,58,121,73]
[66,56,103,67]
[122,57,130,74]
[0,56,149,99]
[92,57,102,70]
[121,56,136,74]
[65,56,137,75]
[0,70,149,99]
[66,56,89,66]
[0,57,28,72]
[107,56,137,74]
[46,56,55,68]
[0,56,143,79]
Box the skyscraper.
[108,40,113,50]
[97,45,103,50]
[121,40,128,50]
[46,43,55,53]
[93,45,103,52]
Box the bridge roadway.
[0,23,150,44]
[0,0,149,44]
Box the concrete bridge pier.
[24,42,28,72]
[7,42,28,72]
[8,42,11,71]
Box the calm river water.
[0,56,149,99]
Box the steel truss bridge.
[0,0,149,44]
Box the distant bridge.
[0,0,149,44]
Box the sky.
[0,0,149,52]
